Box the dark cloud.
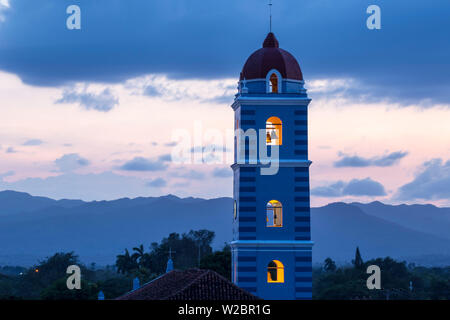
[6,147,16,153]
[312,178,386,197]
[55,88,119,112]
[119,157,168,172]
[212,167,233,178]
[54,153,90,172]
[395,159,450,201]
[147,177,167,188]
[334,151,408,168]
[0,1,448,105]
[164,142,178,147]
[22,139,44,146]
[158,154,172,162]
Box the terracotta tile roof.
[116,269,259,300]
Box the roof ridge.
[161,269,208,299]
[117,270,174,299]
[204,270,259,299]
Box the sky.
[0,0,449,206]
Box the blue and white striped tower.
[230,32,313,300]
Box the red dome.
[240,32,303,81]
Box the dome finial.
[263,32,279,48]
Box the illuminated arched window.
[266,116,282,145]
[267,260,284,283]
[266,69,282,94]
[269,73,278,93]
[266,200,282,227]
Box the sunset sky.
[0,0,449,206]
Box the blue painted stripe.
[238,256,256,262]
[238,277,257,282]
[295,287,312,292]
[295,267,313,272]
[240,177,256,182]
[239,206,256,212]
[295,256,312,262]
[241,110,255,115]
[295,177,309,182]
[295,140,308,145]
[238,266,257,272]
[239,236,256,240]
[239,217,256,222]
[240,187,256,192]
[295,277,313,282]
[240,196,256,202]
[239,227,256,232]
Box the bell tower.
[230,32,313,300]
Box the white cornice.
[231,160,312,170]
[232,96,311,110]
[230,240,314,249]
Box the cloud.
[147,177,167,188]
[54,153,90,172]
[171,169,205,180]
[143,85,163,97]
[312,178,386,197]
[164,141,178,147]
[395,159,450,201]
[334,151,408,168]
[1,1,448,105]
[22,139,43,146]
[0,170,14,180]
[6,147,16,153]
[158,154,172,162]
[119,157,167,171]
[55,88,119,112]
[212,167,232,178]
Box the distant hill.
[0,190,449,266]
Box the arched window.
[266,200,282,227]
[266,116,282,145]
[266,69,282,94]
[269,73,278,93]
[267,260,284,283]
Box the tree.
[352,247,364,269]
[131,244,146,264]
[323,258,337,272]
[116,249,138,274]
[200,245,231,280]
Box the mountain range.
[0,190,449,266]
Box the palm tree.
[132,244,145,265]
[116,249,138,274]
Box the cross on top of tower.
[268,0,273,32]
[167,247,176,259]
